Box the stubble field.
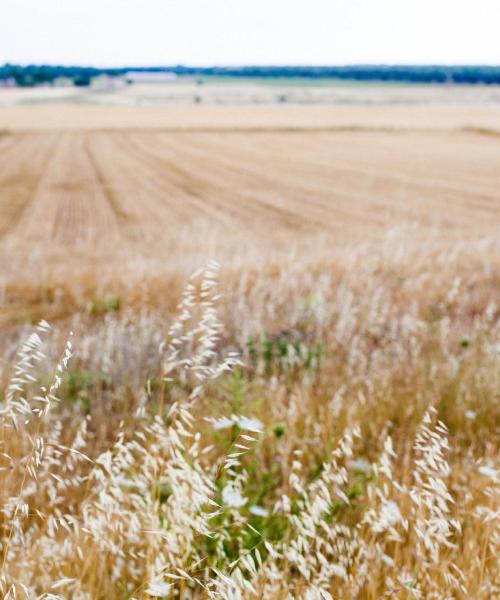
[0,101,499,599]
[0,105,499,321]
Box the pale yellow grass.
[0,104,498,599]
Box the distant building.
[125,71,178,83]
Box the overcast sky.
[2,0,499,67]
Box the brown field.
[1,105,499,320]
[3,127,499,248]
[0,102,499,598]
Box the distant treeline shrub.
[2,63,500,87]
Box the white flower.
[382,500,402,526]
[465,410,476,420]
[211,416,235,430]
[350,458,372,475]
[479,466,498,480]
[249,504,269,517]
[236,416,264,432]
[145,581,172,597]
[209,415,263,432]
[222,486,247,508]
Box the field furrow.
[0,122,498,273]
[0,134,60,236]
[11,134,121,245]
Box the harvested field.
[0,106,499,325]
[2,103,500,131]
[1,124,499,250]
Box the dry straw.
[0,240,498,598]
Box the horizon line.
[3,62,500,69]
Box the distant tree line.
[2,63,500,86]
[0,64,123,87]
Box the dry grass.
[0,233,498,599]
[0,105,498,598]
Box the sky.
[2,0,500,67]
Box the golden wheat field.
[0,102,499,599]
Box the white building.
[125,71,178,83]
